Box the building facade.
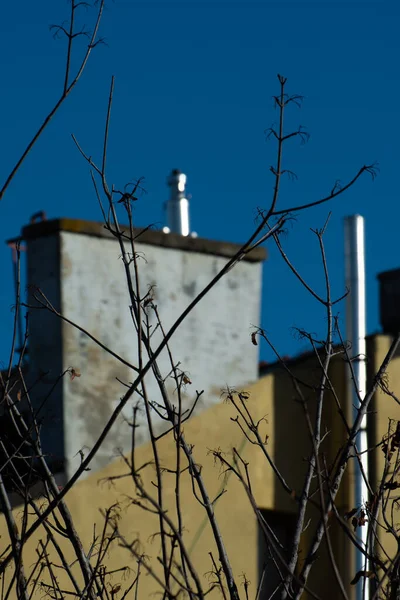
[2,208,400,600]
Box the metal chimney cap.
[165,169,190,236]
[167,170,187,195]
[167,170,186,188]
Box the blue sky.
[0,0,397,366]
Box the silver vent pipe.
[344,215,368,600]
[163,169,191,236]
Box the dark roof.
[258,348,320,376]
[11,218,266,263]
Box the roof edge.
[16,218,266,263]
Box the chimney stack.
[163,169,190,236]
[377,268,400,335]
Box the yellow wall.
[367,334,400,587]
[2,339,400,599]
[267,353,354,598]
[0,376,276,599]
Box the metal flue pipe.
[344,215,368,600]
[164,169,190,236]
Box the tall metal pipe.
[344,215,368,600]
[164,169,190,236]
